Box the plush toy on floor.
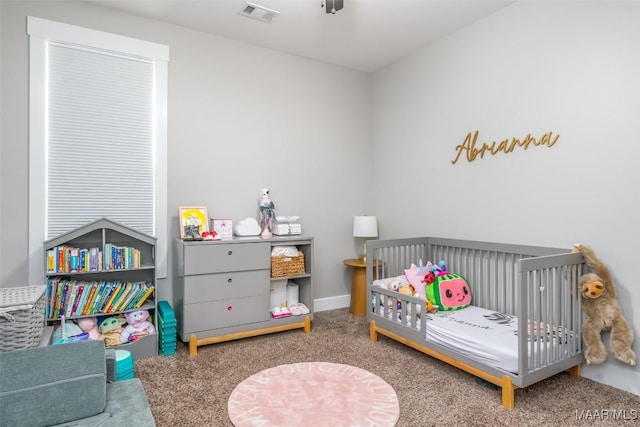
[573,244,636,366]
[120,309,156,343]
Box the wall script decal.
[451,130,559,164]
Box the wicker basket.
[271,251,305,278]
[0,285,46,351]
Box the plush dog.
[573,244,636,366]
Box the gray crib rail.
[366,237,586,386]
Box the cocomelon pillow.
[424,262,472,311]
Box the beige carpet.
[136,308,640,426]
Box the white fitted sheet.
[424,306,520,373]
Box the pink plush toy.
[76,316,101,340]
[120,310,156,343]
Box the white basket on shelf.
[0,285,47,351]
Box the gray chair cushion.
[0,340,107,427]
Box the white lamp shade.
[353,216,378,238]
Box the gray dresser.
[174,236,313,355]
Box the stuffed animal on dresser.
[572,244,636,366]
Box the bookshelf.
[43,218,157,359]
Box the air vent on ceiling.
[239,2,280,23]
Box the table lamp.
[353,215,378,262]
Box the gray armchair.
[0,339,155,427]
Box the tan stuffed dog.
[573,244,636,366]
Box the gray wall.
[371,1,640,394]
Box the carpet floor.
[136,308,640,426]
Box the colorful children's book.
[134,283,155,309]
[117,282,139,312]
[64,280,78,317]
[81,283,98,316]
[96,282,116,313]
[111,282,133,312]
[70,283,85,316]
[103,283,122,313]
[122,283,145,311]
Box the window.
[28,17,169,282]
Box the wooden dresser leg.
[369,320,378,343]
[303,316,311,333]
[189,335,198,356]
[501,375,515,409]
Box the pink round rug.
[228,362,399,427]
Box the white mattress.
[424,306,521,373]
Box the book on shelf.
[70,248,79,273]
[70,283,84,316]
[134,283,155,309]
[76,283,91,315]
[47,249,56,273]
[89,247,98,271]
[102,283,122,312]
[81,283,98,316]
[115,283,138,312]
[46,278,154,319]
[64,280,78,317]
[121,283,143,311]
[94,282,115,313]
[109,282,132,313]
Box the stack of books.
[157,300,177,356]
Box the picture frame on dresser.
[178,206,209,239]
[211,218,233,239]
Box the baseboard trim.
[314,294,350,312]
[583,361,640,396]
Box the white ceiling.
[86,0,515,72]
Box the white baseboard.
[313,294,350,312]
[583,362,640,396]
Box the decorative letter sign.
[451,130,559,164]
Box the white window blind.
[28,17,169,283]
[47,43,155,238]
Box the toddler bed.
[366,237,587,408]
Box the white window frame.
[28,16,169,283]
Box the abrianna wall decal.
[451,130,559,164]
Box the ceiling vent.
[239,2,280,23]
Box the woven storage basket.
[271,251,305,277]
[0,285,46,351]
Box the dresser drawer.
[183,242,270,275]
[183,295,270,332]
[183,269,269,303]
